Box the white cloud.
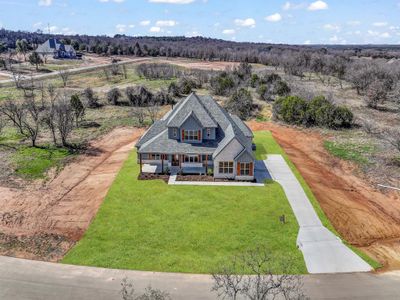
[304,40,311,45]
[222,29,235,35]
[234,18,256,28]
[329,35,346,44]
[282,2,305,10]
[323,24,340,32]
[155,20,177,27]
[38,0,52,6]
[33,22,43,28]
[148,0,195,4]
[150,26,162,33]
[367,30,390,38]
[140,20,151,26]
[308,0,328,11]
[372,22,388,27]
[265,13,282,22]
[116,24,127,32]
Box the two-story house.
[135,93,255,181]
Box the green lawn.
[323,140,375,166]
[12,146,72,179]
[63,133,307,274]
[62,130,380,273]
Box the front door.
[172,154,180,166]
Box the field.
[63,132,307,274]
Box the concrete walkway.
[264,155,372,274]
[1,256,400,300]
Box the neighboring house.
[136,93,255,181]
[35,38,77,59]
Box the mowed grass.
[63,133,307,274]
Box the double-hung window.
[240,162,251,176]
[184,130,199,141]
[219,162,233,174]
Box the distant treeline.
[1,29,400,61]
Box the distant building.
[35,38,77,59]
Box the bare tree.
[47,83,58,103]
[0,99,26,135]
[146,98,161,124]
[120,277,171,300]
[11,68,23,89]
[59,69,70,88]
[365,80,387,109]
[54,95,75,146]
[381,128,400,153]
[131,106,146,126]
[42,100,57,146]
[22,95,42,147]
[212,247,308,300]
[122,64,128,79]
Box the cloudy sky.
[0,0,399,44]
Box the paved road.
[0,256,400,299]
[0,58,150,87]
[264,155,372,274]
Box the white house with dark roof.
[135,93,255,181]
[35,38,76,59]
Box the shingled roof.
[136,93,254,159]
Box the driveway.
[0,256,400,300]
[264,155,372,274]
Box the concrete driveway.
[264,155,372,274]
[0,256,400,300]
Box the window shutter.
[198,130,202,140]
[237,163,241,175]
[182,129,184,140]
[249,162,254,176]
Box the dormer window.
[207,128,211,137]
[173,128,177,138]
[183,130,200,141]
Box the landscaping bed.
[138,173,169,183]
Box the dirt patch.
[158,58,239,71]
[0,127,144,261]
[248,121,400,270]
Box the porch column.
[205,155,208,175]
[161,155,164,174]
[139,153,142,174]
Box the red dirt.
[0,127,144,261]
[248,121,400,270]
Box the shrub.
[273,95,353,129]
[250,74,259,88]
[225,88,253,120]
[84,88,100,108]
[70,94,85,126]
[177,76,198,95]
[274,80,291,97]
[210,72,236,96]
[107,88,122,105]
[277,96,308,125]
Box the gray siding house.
[135,93,255,181]
[35,38,76,59]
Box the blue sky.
[0,0,399,44]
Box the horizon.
[0,0,399,45]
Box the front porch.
[138,153,213,176]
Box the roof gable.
[167,93,217,128]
